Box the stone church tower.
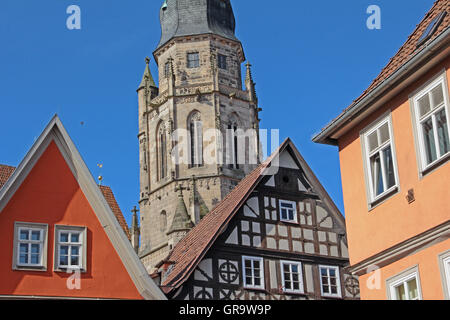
[137,0,261,271]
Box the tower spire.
[138,57,157,90]
[245,62,257,103]
[131,206,140,253]
[167,186,193,236]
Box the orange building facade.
[0,116,166,300]
[313,1,450,300]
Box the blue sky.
[0,0,434,225]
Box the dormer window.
[417,11,447,47]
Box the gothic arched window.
[227,114,240,169]
[188,111,203,167]
[157,123,167,180]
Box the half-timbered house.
[157,139,360,300]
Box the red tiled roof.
[0,165,15,190]
[0,164,130,239]
[99,185,130,240]
[160,139,289,294]
[323,0,450,133]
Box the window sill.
[368,187,399,211]
[13,265,46,272]
[280,220,299,226]
[54,268,87,274]
[420,152,450,178]
[243,287,267,293]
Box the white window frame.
[242,256,264,290]
[411,72,450,173]
[361,114,400,205]
[54,225,87,272]
[319,265,342,298]
[438,251,450,300]
[280,260,304,294]
[387,266,422,300]
[12,222,48,271]
[278,199,298,223]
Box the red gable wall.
[0,141,143,299]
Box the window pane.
[71,246,79,256]
[320,268,327,277]
[330,277,337,286]
[31,244,40,254]
[370,153,384,196]
[19,230,29,240]
[292,264,298,273]
[19,243,28,254]
[71,256,79,266]
[71,233,80,243]
[418,94,431,118]
[379,123,390,145]
[283,264,290,273]
[187,53,199,68]
[323,285,329,293]
[383,146,396,189]
[254,277,261,286]
[407,279,418,300]
[395,284,406,300]
[293,282,300,290]
[164,62,170,77]
[281,202,293,208]
[19,254,28,264]
[288,211,294,221]
[422,118,438,164]
[218,54,227,69]
[436,109,449,156]
[60,246,69,256]
[60,255,68,266]
[331,285,338,294]
[30,254,39,264]
[285,281,291,289]
[31,230,40,241]
[60,233,69,243]
[430,85,444,108]
[368,131,379,152]
[19,243,29,264]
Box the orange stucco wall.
[339,57,450,266]
[358,239,450,300]
[0,141,143,299]
[338,56,450,299]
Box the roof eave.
[312,27,450,146]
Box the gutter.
[312,27,450,146]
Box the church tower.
[137,0,261,271]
